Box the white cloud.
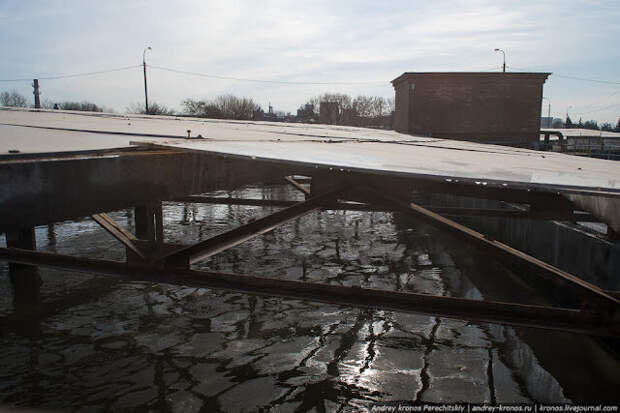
[0,0,618,122]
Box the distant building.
[296,104,316,122]
[253,103,288,122]
[391,72,550,147]
[551,118,564,128]
[540,116,553,128]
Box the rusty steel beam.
[284,176,311,197]
[172,196,388,212]
[91,213,146,259]
[0,247,617,337]
[429,207,596,221]
[364,186,619,311]
[164,186,349,266]
[171,196,596,221]
[174,196,300,208]
[0,151,299,233]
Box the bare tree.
[58,101,103,112]
[0,90,28,107]
[352,95,375,117]
[301,93,393,127]
[127,102,175,115]
[182,94,260,120]
[304,93,393,118]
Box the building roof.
[541,128,620,139]
[391,72,551,86]
[1,107,618,195]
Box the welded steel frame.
[0,247,617,337]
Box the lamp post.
[542,97,551,126]
[143,46,152,114]
[494,48,506,73]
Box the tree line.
[1,89,393,126]
[1,89,106,112]
[562,115,619,132]
[3,88,618,132]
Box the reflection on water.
[0,184,616,411]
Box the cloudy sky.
[1,0,619,124]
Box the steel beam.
[172,196,596,221]
[5,228,40,310]
[363,186,619,311]
[91,213,146,259]
[0,247,617,337]
[310,170,585,209]
[134,202,164,244]
[426,206,595,221]
[164,186,349,267]
[284,176,311,197]
[0,151,298,232]
[174,196,299,208]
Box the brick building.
[391,72,550,147]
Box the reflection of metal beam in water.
[0,275,121,331]
[0,247,617,337]
[5,228,41,313]
[362,186,619,311]
[164,187,349,267]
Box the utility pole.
[143,46,151,114]
[32,79,40,108]
[542,97,551,126]
[494,49,506,73]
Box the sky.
[1,0,619,124]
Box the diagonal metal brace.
[284,176,311,198]
[91,213,146,259]
[362,186,620,312]
[164,186,349,267]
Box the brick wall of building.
[392,72,550,147]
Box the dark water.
[0,184,617,411]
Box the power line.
[508,66,620,85]
[149,65,388,85]
[571,89,620,111]
[571,102,620,116]
[4,62,616,87]
[0,65,141,82]
[150,65,506,83]
[552,74,620,85]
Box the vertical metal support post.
[134,202,163,244]
[32,79,40,109]
[143,62,149,114]
[154,203,164,243]
[130,202,164,265]
[142,46,151,115]
[5,227,41,309]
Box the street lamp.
[143,46,152,114]
[542,96,551,126]
[494,48,506,73]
